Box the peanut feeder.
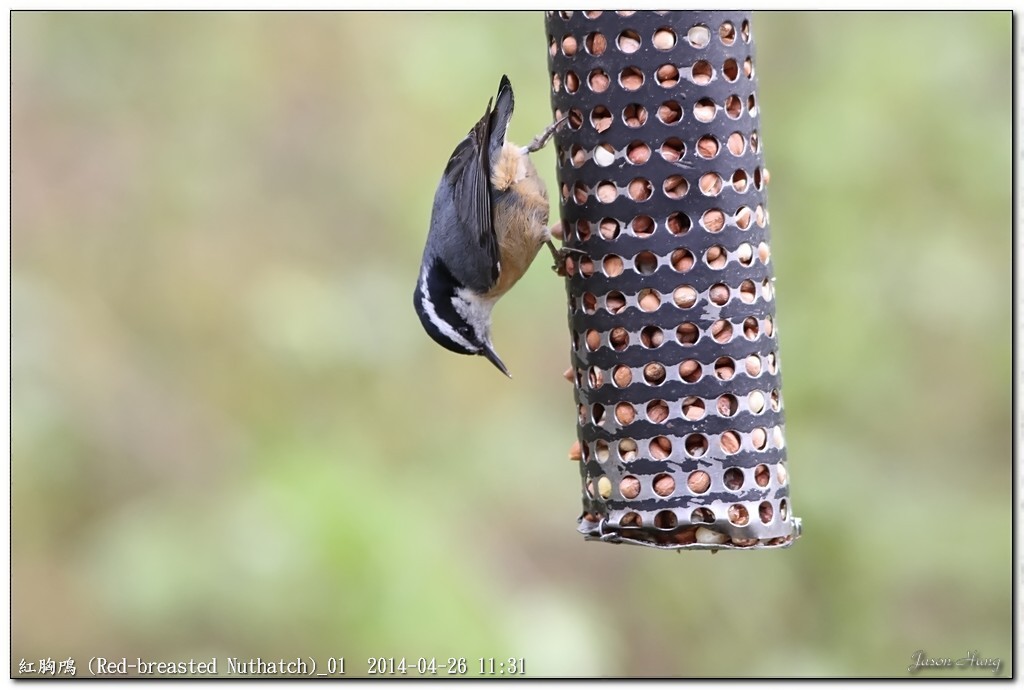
[547,10,801,550]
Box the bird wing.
[438,76,515,293]
[441,107,500,292]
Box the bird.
[413,75,567,378]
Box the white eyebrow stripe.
[419,268,475,351]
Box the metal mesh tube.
[546,10,801,550]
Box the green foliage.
[12,11,1010,678]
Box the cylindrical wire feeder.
[546,10,801,550]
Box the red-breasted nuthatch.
[413,75,565,377]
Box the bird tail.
[487,75,514,161]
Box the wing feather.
[434,77,515,292]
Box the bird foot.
[546,240,587,277]
[522,115,569,155]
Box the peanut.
[663,175,687,199]
[644,362,666,384]
[672,249,694,272]
[695,526,727,544]
[658,102,681,124]
[697,136,718,158]
[728,504,749,526]
[647,399,669,423]
[739,280,756,304]
[748,390,765,413]
[702,209,725,232]
[691,61,712,85]
[679,359,701,381]
[682,396,704,420]
[656,64,679,86]
[653,28,676,50]
[699,172,722,195]
[620,67,643,89]
[743,317,759,340]
[620,511,641,527]
[639,289,661,311]
[628,177,652,200]
[736,242,753,264]
[687,470,710,493]
[709,284,729,305]
[610,365,631,388]
[677,322,698,344]
[660,141,683,162]
[719,22,736,45]
[589,70,610,92]
[641,327,664,348]
[727,131,744,156]
[593,144,615,167]
[650,437,671,460]
[674,285,697,307]
[653,473,675,496]
[687,25,710,48]
[596,182,617,203]
[620,475,641,499]
[667,213,689,234]
[736,206,752,229]
[632,215,654,236]
[673,526,698,545]
[627,143,650,164]
[609,327,628,348]
[565,70,579,93]
[607,293,627,314]
[694,100,716,122]
[706,245,727,268]
[711,319,732,342]
[618,31,640,53]
[721,430,741,454]
[723,467,743,490]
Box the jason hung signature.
[908,650,1002,675]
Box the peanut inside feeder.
[549,10,800,550]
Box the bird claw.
[523,115,569,154]
[546,240,587,277]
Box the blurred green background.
[12,11,1011,678]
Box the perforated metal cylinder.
[547,10,801,550]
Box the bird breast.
[487,150,550,300]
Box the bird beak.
[480,343,512,378]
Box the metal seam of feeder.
[546,10,801,550]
